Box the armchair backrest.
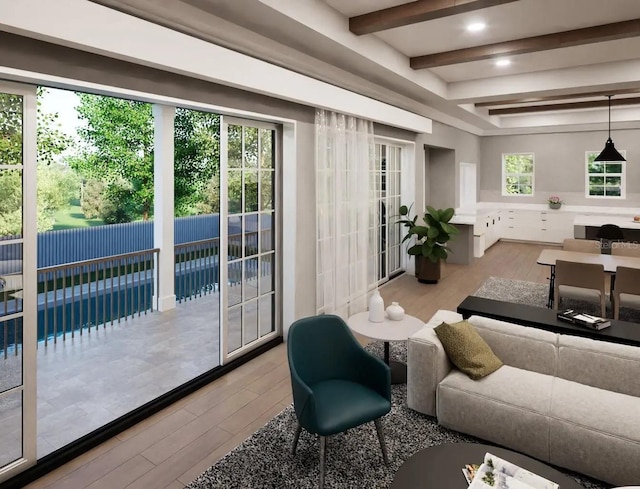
[287,314,362,386]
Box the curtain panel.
[315,109,375,318]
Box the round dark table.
[391,442,584,488]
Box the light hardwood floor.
[25,241,553,489]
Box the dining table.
[536,249,640,308]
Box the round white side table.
[347,311,424,384]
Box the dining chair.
[612,266,640,320]
[611,242,640,257]
[554,260,606,317]
[287,314,391,488]
[562,238,601,254]
[597,224,625,254]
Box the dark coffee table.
[391,443,583,488]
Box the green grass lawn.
[52,200,104,230]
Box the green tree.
[0,171,22,236]
[37,164,80,230]
[0,88,76,235]
[173,108,220,216]
[0,93,22,236]
[72,96,221,221]
[74,94,154,220]
[37,87,72,166]
[36,87,76,232]
[79,178,105,219]
[0,93,22,166]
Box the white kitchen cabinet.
[539,211,575,243]
[473,210,502,255]
[501,209,575,244]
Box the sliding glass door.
[0,83,37,482]
[220,117,279,363]
[372,142,403,284]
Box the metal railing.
[175,238,220,302]
[37,248,159,346]
[0,227,273,354]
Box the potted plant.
[397,204,459,284]
[548,196,563,209]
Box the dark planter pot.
[415,255,442,284]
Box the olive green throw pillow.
[434,320,503,380]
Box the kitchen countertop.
[449,214,476,225]
[574,214,640,229]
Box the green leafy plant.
[397,204,459,263]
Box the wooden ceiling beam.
[488,97,640,116]
[349,0,520,35]
[475,88,640,107]
[411,19,640,69]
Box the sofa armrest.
[407,327,453,417]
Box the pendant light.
[595,95,626,162]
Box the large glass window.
[586,151,625,198]
[502,153,534,196]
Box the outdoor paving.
[0,270,275,461]
[1,293,221,458]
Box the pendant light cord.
[608,95,612,139]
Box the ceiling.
[87,0,640,135]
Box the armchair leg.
[319,435,327,489]
[374,418,389,465]
[292,422,302,456]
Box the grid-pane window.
[586,151,625,198]
[502,153,534,196]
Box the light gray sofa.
[407,310,640,487]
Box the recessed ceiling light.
[495,59,511,67]
[467,22,486,32]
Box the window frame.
[501,152,535,197]
[585,150,626,199]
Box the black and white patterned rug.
[187,341,610,489]
[473,276,640,323]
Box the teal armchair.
[287,314,391,488]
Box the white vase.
[368,290,385,323]
[386,302,405,321]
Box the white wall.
[416,121,482,212]
[480,129,640,206]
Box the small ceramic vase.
[386,302,405,321]
[368,290,385,323]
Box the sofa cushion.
[439,366,554,416]
[468,315,558,376]
[437,366,553,461]
[549,377,640,486]
[557,334,640,397]
[434,320,503,380]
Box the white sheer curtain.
[316,109,376,318]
